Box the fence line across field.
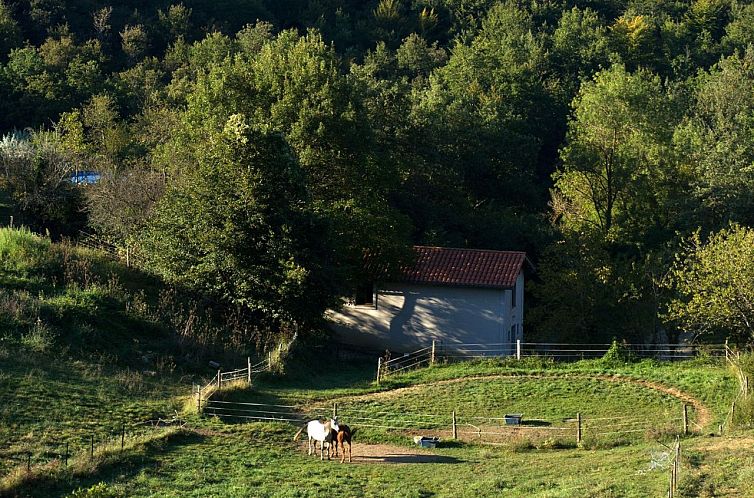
[377,340,729,382]
[194,355,275,410]
[200,397,696,447]
[0,418,184,479]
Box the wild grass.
[5,421,680,498]
[0,350,186,476]
[0,427,187,497]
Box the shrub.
[0,227,51,273]
[20,320,56,353]
[600,339,635,366]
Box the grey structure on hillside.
[328,246,527,352]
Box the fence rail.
[194,336,298,413]
[376,341,728,381]
[195,356,271,410]
[200,398,696,449]
[0,417,185,479]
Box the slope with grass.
[0,227,749,497]
[4,354,742,498]
[0,227,251,479]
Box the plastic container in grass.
[504,414,523,425]
[413,436,440,448]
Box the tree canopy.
[1,0,754,345]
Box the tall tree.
[675,47,754,229]
[554,63,679,243]
[146,116,336,339]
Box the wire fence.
[0,416,186,480]
[201,398,696,449]
[376,341,728,381]
[195,356,271,409]
[668,436,682,498]
[76,231,144,268]
[194,335,299,413]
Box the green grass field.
[1,227,753,497]
[4,344,754,497]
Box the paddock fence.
[194,335,299,413]
[195,356,271,412]
[0,416,186,481]
[667,436,682,498]
[201,398,697,449]
[722,345,752,433]
[377,341,728,382]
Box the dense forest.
[2,0,754,346]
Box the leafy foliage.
[667,224,754,343]
[0,0,754,344]
[145,117,336,340]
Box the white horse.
[294,418,339,460]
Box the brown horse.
[336,425,356,463]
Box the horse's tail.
[350,428,357,438]
[293,424,306,441]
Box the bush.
[20,320,56,353]
[0,227,51,273]
[600,339,635,366]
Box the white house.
[328,246,527,353]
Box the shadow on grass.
[359,454,462,464]
[11,431,206,498]
[520,420,552,427]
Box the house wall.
[328,272,524,352]
[510,271,524,342]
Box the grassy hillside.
[0,226,258,479]
[0,226,750,497]
[1,355,744,498]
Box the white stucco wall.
[328,271,524,352]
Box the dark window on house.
[511,281,517,308]
[354,282,374,306]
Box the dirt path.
[296,442,461,464]
[332,373,713,428]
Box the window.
[353,282,374,306]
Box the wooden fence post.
[26,454,30,472]
[217,369,221,388]
[247,357,252,385]
[197,387,202,414]
[90,435,94,459]
[333,402,337,419]
[516,339,521,360]
[376,357,382,384]
[268,351,273,369]
[452,410,457,440]
[430,340,436,366]
[732,399,736,422]
[121,425,125,451]
[576,412,582,444]
[682,404,689,435]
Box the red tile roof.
[400,246,526,289]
